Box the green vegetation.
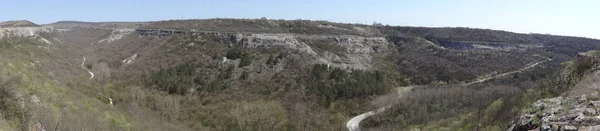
[149,63,197,95]
[0,76,30,131]
[392,37,542,84]
[226,46,253,67]
[0,37,156,130]
[306,64,387,106]
[149,63,237,95]
[525,56,596,99]
[100,25,600,130]
[365,84,520,130]
[131,34,394,130]
[366,50,598,130]
[3,19,600,130]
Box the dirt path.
[346,86,414,131]
[463,58,551,85]
[346,106,389,131]
[81,56,94,79]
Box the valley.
[0,19,599,131]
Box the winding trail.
[81,56,94,80]
[346,86,414,131]
[346,106,389,131]
[463,58,551,86]
[345,58,551,131]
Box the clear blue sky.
[2,0,599,39]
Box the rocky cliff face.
[236,33,389,70]
[97,28,135,43]
[0,26,61,50]
[0,26,54,39]
[125,29,391,70]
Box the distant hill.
[47,21,149,29]
[143,18,382,36]
[0,20,38,27]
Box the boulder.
[583,116,600,124]
[508,114,538,131]
[575,114,585,123]
[579,95,588,104]
[584,108,597,116]
[590,101,600,107]
[563,125,577,131]
[541,123,551,131]
[581,125,600,131]
[546,107,562,116]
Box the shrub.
[0,76,30,130]
[149,63,197,95]
[238,54,253,68]
[306,64,388,107]
[226,46,253,67]
[239,71,249,80]
[226,47,245,60]
[266,54,278,67]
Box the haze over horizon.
[2,0,599,39]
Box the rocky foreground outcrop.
[510,93,600,131]
[509,68,600,131]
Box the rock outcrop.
[509,69,600,131]
[0,26,59,47]
[98,28,135,43]
[509,94,600,131]
[237,33,389,70]
[0,26,54,39]
[134,28,390,70]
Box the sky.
[2,0,599,39]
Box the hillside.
[143,19,382,36]
[0,19,599,131]
[507,51,600,131]
[0,20,38,27]
[47,21,149,29]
